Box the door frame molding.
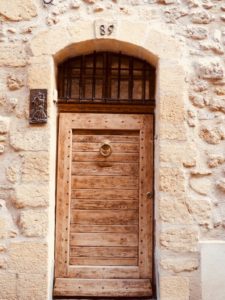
[28,20,187,300]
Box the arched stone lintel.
[29,20,184,67]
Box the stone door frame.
[28,20,187,299]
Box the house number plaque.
[29,89,47,124]
[95,20,117,39]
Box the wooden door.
[54,113,154,297]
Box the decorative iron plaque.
[29,89,47,124]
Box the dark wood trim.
[57,103,154,114]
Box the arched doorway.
[54,52,155,297]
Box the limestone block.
[144,29,183,60]
[117,21,148,46]
[0,257,7,269]
[19,210,48,237]
[160,122,187,141]
[0,145,4,154]
[10,129,50,151]
[216,179,225,192]
[200,41,224,55]
[160,141,196,167]
[199,126,225,144]
[0,45,26,67]
[191,10,213,24]
[21,152,49,182]
[0,272,17,299]
[159,168,185,194]
[0,0,37,21]
[186,197,212,228]
[186,26,208,40]
[0,116,9,134]
[198,60,224,80]
[208,96,225,113]
[30,28,71,56]
[14,183,49,208]
[189,176,212,196]
[201,241,225,300]
[189,93,208,108]
[160,276,189,300]
[159,196,193,224]
[161,257,199,273]
[160,227,199,252]
[7,75,24,91]
[71,0,81,8]
[8,241,48,273]
[0,200,18,239]
[17,273,48,300]
[207,154,225,168]
[28,56,54,90]
[6,163,21,183]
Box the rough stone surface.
[0,200,18,239]
[14,183,49,208]
[7,75,24,91]
[17,273,48,300]
[21,152,49,182]
[161,257,199,273]
[10,129,50,151]
[0,0,37,21]
[160,276,189,300]
[0,45,26,67]
[8,241,48,273]
[186,197,212,228]
[160,227,199,252]
[19,210,48,237]
[0,116,9,134]
[199,126,225,144]
[0,272,17,299]
[189,175,213,196]
[160,197,193,224]
[198,61,224,80]
[159,168,185,194]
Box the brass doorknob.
[99,142,112,157]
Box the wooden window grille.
[58,52,155,105]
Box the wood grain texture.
[70,224,138,233]
[70,232,138,247]
[54,278,152,297]
[70,246,138,258]
[71,209,138,225]
[54,113,153,297]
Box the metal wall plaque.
[29,89,47,124]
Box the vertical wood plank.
[139,114,153,278]
[55,113,72,277]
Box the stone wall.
[0,0,225,299]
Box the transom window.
[58,52,155,105]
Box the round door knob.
[99,142,112,157]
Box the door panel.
[54,113,153,297]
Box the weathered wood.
[69,257,138,266]
[139,115,153,278]
[73,132,139,143]
[72,142,139,153]
[58,103,154,114]
[70,224,138,233]
[71,209,138,225]
[68,266,140,279]
[54,113,153,297]
[54,114,71,277]
[54,278,152,297]
[72,188,138,200]
[70,246,138,258]
[72,176,138,189]
[71,199,138,210]
[72,152,139,162]
[72,162,139,176]
[70,232,138,247]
